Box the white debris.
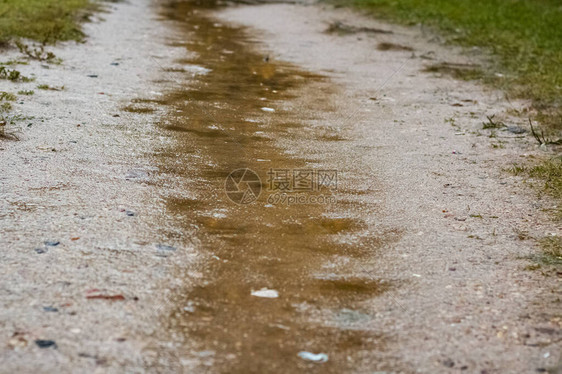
[183,64,212,75]
[261,107,275,112]
[251,288,279,298]
[297,351,328,363]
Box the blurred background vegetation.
[0,0,95,44]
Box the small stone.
[44,241,60,246]
[43,306,58,312]
[442,358,455,368]
[506,126,526,134]
[125,169,149,180]
[251,288,279,298]
[125,210,135,217]
[297,351,328,363]
[87,74,98,78]
[35,248,47,254]
[110,62,119,66]
[156,244,176,251]
[35,339,57,349]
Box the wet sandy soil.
[148,0,562,372]
[212,2,562,373]
[0,0,560,372]
[145,1,402,372]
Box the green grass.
[539,236,562,263]
[0,92,16,101]
[0,66,32,82]
[511,158,562,200]
[334,0,562,130]
[511,157,562,205]
[37,84,64,91]
[0,0,95,44]
[510,160,562,269]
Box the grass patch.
[0,102,12,113]
[535,236,562,267]
[0,66,32,82]
[0,92,17,102]
[37,84,64,91]
[332,0,562,130]
[482,115,504,130]
[15,41,58,62]
[0,102,17,140]
[17,90,34,96]
[511,158,562,200]
[0,0,96,44]
[0,60,28,66]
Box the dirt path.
[0,0,560,373]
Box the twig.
[529,118,544,145]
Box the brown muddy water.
[144,1,399,372]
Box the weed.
[0,66,32,82]
[37,84,64,91]
[0,109,20,141]
[0,102,12,112]
[541,236,562,257]
[511,157,562,215]
[529,118,562,146]
[482,115,504,129]
[509,164,527,176]
[536,236,562,266]
[525,159,562,200]
[524,263,541,271]
[445,117,456,127]
[514,229,531,240]
[0,59,28,66]
[17,90,34,96]
[0,92,17,101]
[15,41,57,62]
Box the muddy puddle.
[144,1,398,372]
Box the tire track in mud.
[145,1,402,372]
